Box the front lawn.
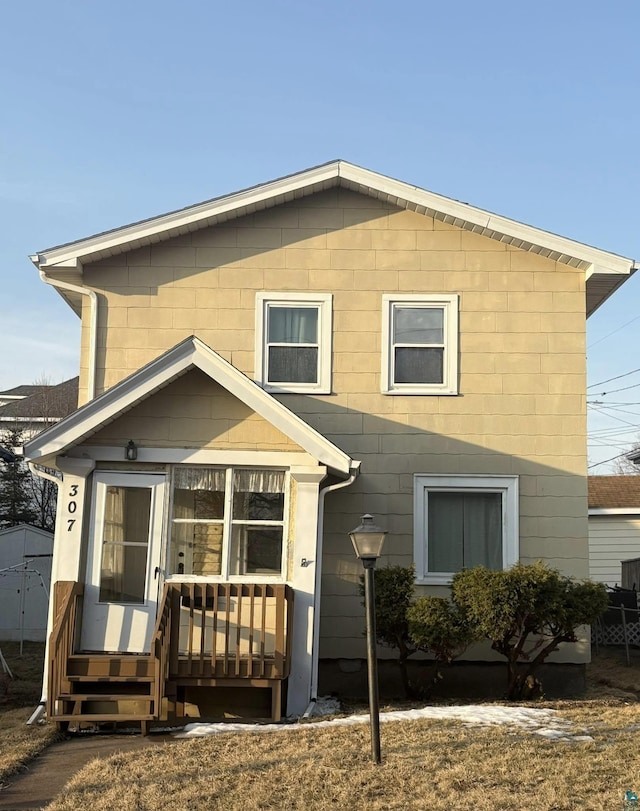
[0,642,59,785]
[45,701,640,811]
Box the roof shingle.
[588,476,640,509]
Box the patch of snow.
[174,703,591,743]
[310,696,341,716]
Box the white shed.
[0,524,52,641]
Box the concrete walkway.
[0,732,177,810]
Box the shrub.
[452,562,608,699]
[362,565,418,697]
[362,566,474,698]
[407,596,475,664]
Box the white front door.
[81,472,166,653]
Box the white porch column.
[40,456,95,704]
[54,457,96,583]
[287,466,327,716]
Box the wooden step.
[58,694,153,702]
[67,655,154,678]
[67,675,155,683]
[51,713,155,722]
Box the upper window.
[414,475,519,585]
[256,293,332,393]
[169,467,287,580]
[382,294,458,394]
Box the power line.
[588,315,640,350]
[588,451,633,469]
[591,381,640,397]
[587,367,640,390]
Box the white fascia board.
[32,162,343,268]
[589,508,640,516]
[339,163,636,275]
[22,337,353,476]
[32,160,635,277]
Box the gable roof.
[0,378,78,423]
[0,385,43,398]
[588,475,640,510]
[21,337,354,476]
[30,160,636,318]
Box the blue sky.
[1,0,638,471]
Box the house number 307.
[67,484,79,531]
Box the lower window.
[414,475,519,584]
[169,467,287,579]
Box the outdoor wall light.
[125,440,138,461]
[349,513,387,764]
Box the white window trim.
[381,294,459,395]
[255,292,332,394]
[165,466,290,583]
[414,474,519,585]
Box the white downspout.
[28,270,95,722]
[26,463,62,724]
[304,462,361,717]
[38,270,97,402]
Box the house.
[0,524,53,642]
[588,475,640,586]
[22,160,636,730]
[0,378,79,442]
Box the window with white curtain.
[169,467,287,579]
[413,475,519,584]
[255,293,332,392]
[382,294,458,394]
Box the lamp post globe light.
[349,514,387,764]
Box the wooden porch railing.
[47,581,84,719]
[46,580,293,726]
[151,583,172,717]
[166,582,294,680]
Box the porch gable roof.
[21,336,355,476]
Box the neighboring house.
[0,378,79,441]
[0,523,53,642]
[22,160,636,731]
[588,476,640,586]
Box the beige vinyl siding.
[589,514,640,586]
[89,370,303,452]
[77,186,589,663]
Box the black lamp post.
[349,513,387,764]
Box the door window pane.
[100,545,148,603]
[99,486,151,603]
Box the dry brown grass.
[45,715,640,811]
[0,642,59,784]
[45,648,640,811]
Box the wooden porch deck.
[47,581,294,732]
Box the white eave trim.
[589,508,640,516]
[30,161,637,280]
[22,336,354,476]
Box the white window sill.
[382,388,458,396]
[415,574,455,586]
[263,384,332,395]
